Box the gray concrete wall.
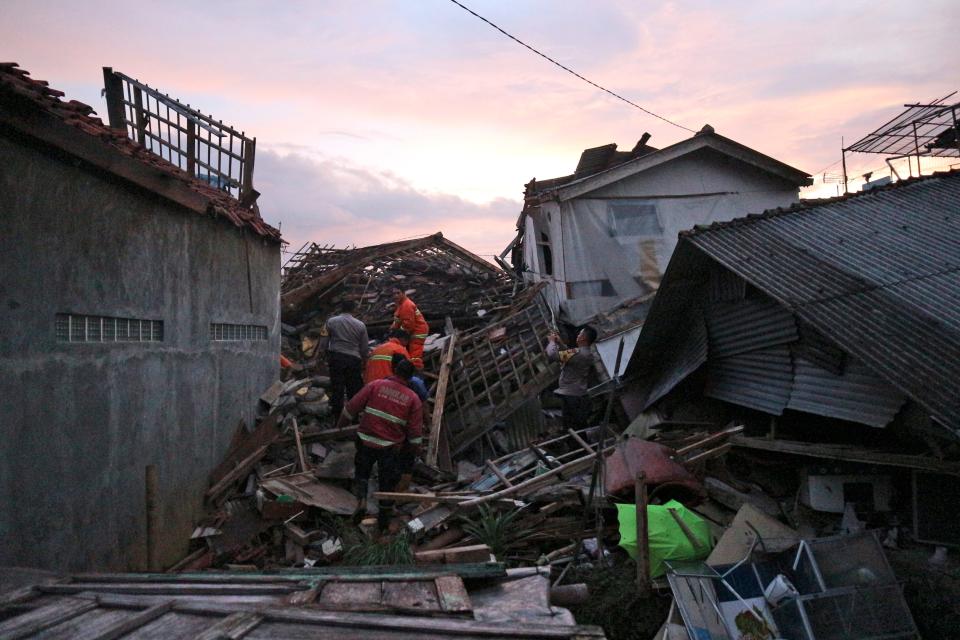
[0,134,281,571]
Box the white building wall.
[556,151,800,324]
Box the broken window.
[210,323,268,341]
[607,202,661,237]
[55,313,163,343]
[537,231,553,276]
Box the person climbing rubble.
[364,328,410,383]
[389,287,429,369]
[337,356,423,531]
[546,326,597,429]
[320,299,369,419]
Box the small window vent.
[210,323,268,341]
[56,314,163,343]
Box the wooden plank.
[636,473,650,594]
[674,424,743,456]
[205,444,271,503]
[683,443,731,465]
[427,329,457,468]
[39,583,298,596]
[459,446,615,508]
[73,562,506,583]
[434,576,472,614]
[730,435,960,474]
[667,508,705,552]
[292,417,309,473]
[260,476,357,516]
[193,612,263,640]
[0,597,98,639]
[567,429,596,455]
[318,581,382,607]
[92,593,608,637]
[381,580,440,611]
[415,545,491,564]
[80,600,174,640]
[485,459,513,488]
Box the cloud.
[254,150,520,257]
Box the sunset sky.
[3,0,958,257]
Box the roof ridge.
[680,167,960,237]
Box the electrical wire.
[447,0,696,134]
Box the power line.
[447,0,696,134]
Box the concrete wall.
[0,134,280,571]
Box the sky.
[2,0,958,259]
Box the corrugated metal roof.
[705,345,793,415]
[705,299,797,358]
[790,357,906,428]
[643,309,708,408]
[685,171,960,433]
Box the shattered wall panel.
[789,357,907,428]
[705,345,793,415]
[642,309,708,410]
[705,299,798,358]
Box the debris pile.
[165,232,949,640]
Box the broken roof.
[281,232,513,324]
[0,62,280,240]
[631,169,960,434]
[524,126,811,205]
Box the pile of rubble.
[165,233,949,640]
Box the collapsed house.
[505,127,812,327]
[280,233,565,465]
[623,169,960,544]
[0,63,281,572]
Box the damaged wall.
[525,149,800,325]
[0,134,280,572]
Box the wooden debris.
[415,544,493,564]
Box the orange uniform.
[364,337,410,384]
[391,296,429,368]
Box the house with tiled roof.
[0,63,282,571]
[505,126,811,328]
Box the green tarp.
[616,499,712,577]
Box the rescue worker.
[389,287,429,369]
[364,329,410,384]
[337,357,423,531]
[320,299,369,419]
[546,326,597,429]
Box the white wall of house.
[524,150,801,324]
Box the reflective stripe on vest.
[358,432,398,447]
[412,333,428,339]
[370,354,393,362]
[364,406,406,425]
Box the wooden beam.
[85,600,175,640]
[730,436,960,475]
[292,417,309,473]
[205,444,271,504]
[426,329,457,467]
[485,459,513,488]
[635,473,650,594]
[0,597,98,639]
[459,446,615,508]
[194,612,263,640]
[675,424,743,456]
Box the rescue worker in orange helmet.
[364,329,410,384]
[389,287,429,369]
